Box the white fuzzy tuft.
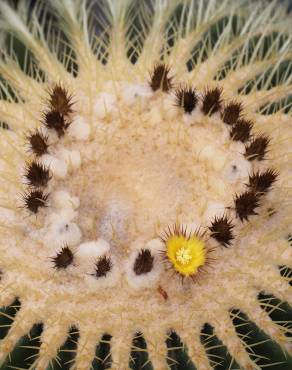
[75,239,111,264]
[43,217,82,249]
[68,115,91,141]
[51,190,80,210]
[58,148,81,171]
[94,92,117,119]
[41,154,68,179]
[120,82,153,106]
[125,239,164,289]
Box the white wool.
[51,191,80,210]
[182,107,201,125]
[94,92,116,119]
[121,82,153,106]
[43,218,82,249]
[145,238,164,253]
[46,209,78,225]
[98,198,133,243]
[42,128,59,145]
[41,154,68,179]
[200,145,227,171]
[68,115,91,141]
[124,247,163,290]
[75,239,110,264]
[229,141,245,155]
[131,238,165,254]
[58,148,81,171]
[162,94,177,119]
[203,202,226,222]
[223,156,251,183]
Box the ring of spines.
[93,256,112,278]
[208,215,234,247]
[23,84,73,213]
[133,249,154,275]
[21,72,277,282]
[51,246,74,269]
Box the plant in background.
[0,0,291,369]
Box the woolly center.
[67,140,197,246]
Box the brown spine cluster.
[51,246,74,269]
[248,169,278,194]
[175,86,198,114]
[149,63,173,92]
[230,119,253,142]
[25,161,51,187]
[93,256,112,278]
[221,102,243,125]
[244,135,270,161]
[208,215,234,247]
[234,191,261,221]
[27,130,49,156]
[201,87,223,115]
[23,190,48,214]
[133,249,154,275]
[43,84,73,137]
[49,85,73,115]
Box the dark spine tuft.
[27,130,49,156]
[25,161,51,187]
[49,84,73,116]
[221,102,243,125]
[234,191,260,221]
[150,63,173,92]
[175,86,198,114]
[23,190,48,213]
[43,111,69,137]
[230,119,253,142]
[52,246,74,269]
[133,249,154,275]
[244,135,270,161]
[248,169,278,194]
[201,87,223,115]
[94,256,112,278]
[208,215,234,247]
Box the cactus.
[0,0,291,369]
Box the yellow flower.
[166,234,206,277]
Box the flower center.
[176,246,192,265]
